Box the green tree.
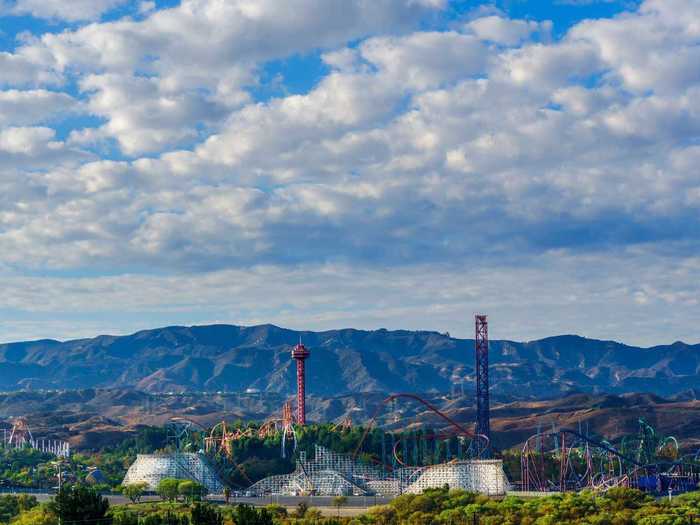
[230,504,273,525]
[294,501,309,518]
[141,512,189,525]
[333,495,348,517]
[111,510,139,525]
[120,482,148,504]
[15,494,38,513]
[190,502,223,525]
[0,495,21,523]
[263,504,287,519]
[0,494,38,522]
[366,505,398,525]
[178,480,206,503]
[305,507,323,521]
[157,478,181,502]
[603,487,651,511]
[49,484,111,525]
[11,506,58,525]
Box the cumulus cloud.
[0,51,60,87]
[0,127,92,168]
[0,89,79,126]
[5,0,129,21]
[79,73,222,155]
[0,0,698,343]
[12,0,444,154]
[467,15,550,46]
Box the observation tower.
[291,341,310,425]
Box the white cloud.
[0,0,697,343]
[0,89,79,126]
[360,31,487,90]
[0,51,60,87]
[0,126,56,154]
[137,1,155,15]
[467,15,550,46]
[80,73,223,155]
[14,0,445,154]
[0,127,92,170]
[7,0,129,21]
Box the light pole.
[51,459,65,525]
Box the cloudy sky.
[0,0,697,345]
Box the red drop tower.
[291,341,310,425]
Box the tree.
[263,504,287,519]
[157,478,181,502]
[305,507,323,520]
[366,505,398,525]
[11,506,58,525]
[120,482,148,504]
[178,480,207,503]
[112,510,139,525]
[16,494,38,513]
[223,486,231,505]
[0,495,21,523]
[190,502,223,525]
[333,495,348,517]
[49,484,111,525]
[141,512,189,525]
[294,501,309,518]
[230,504,273,525]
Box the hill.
[1,389,698,452]
[0,324,698,399]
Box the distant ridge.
[0,324,698,398]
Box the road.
[0,489,392,509]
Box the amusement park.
[1,315,700,512]
[1,315,698,505]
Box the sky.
[0,0,697,345]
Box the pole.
[57,462,62,525]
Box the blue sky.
[0,0,697,345]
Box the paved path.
[0,489,391,509]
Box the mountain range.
[0,324,698,399]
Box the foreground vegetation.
[1,485,700,524]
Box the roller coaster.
[162,398,700,496]
[520,419,700,494]
[351,393,490,470]
[1,417,70,458]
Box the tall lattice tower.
[475,314,490,441]
[291,341,310,425]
